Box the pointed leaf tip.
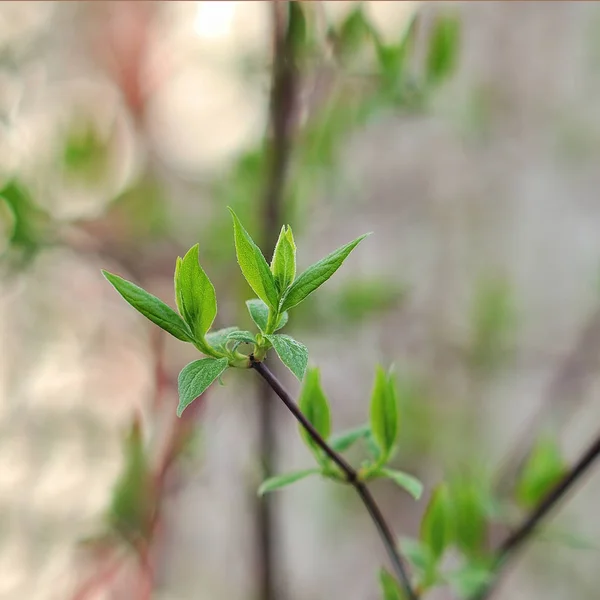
[369,366,399,461]
[103,270,193,343]
[298,368,331,456]
[280,233,369,312]
[175,243,217,338]
[229,209,278,309]
[257,469,320,496]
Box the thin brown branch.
[473,431,600,600]
[251,359,418,600]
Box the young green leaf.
[515,434,567,510]
[177,357,229,417]
[229,208,278,308]
[298,368,332,455]
[265,334,308,381]
[337,5,373,59]
[206,327,239,351]
[103,270,193,342]
[369,366,399,462]
[426,13,461,86]
[420,483,453,561]
[174,244,217,338]
[329,424,370,453]
[108,418,153,538]
[246,299,288,332]
[287,0,307,56]
[258,469,320,496]
[270,225,296,293]
[451,480,487,558]
[226,330,256,344]
[378,568,406,600]
[279,233,369,312]
[376,468,423,500]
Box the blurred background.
[2,1,600,599]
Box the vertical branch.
[255,3,299,600]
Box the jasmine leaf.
[177,357,229,417]
[280,233,369,312]
[103,270,193,342]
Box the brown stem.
[473,432,600,600]
[251,359,418,600]
[255,3,300,600]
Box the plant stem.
[472,432,600,600]
[251,359,418,600]
[255,3,299,599]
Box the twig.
[251,359,418,600]
[255,3,300,600]
[495,307,600,495]
[473,432,600,600]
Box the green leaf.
[451,480,487,558]
[515,434,567,510]
[246,298,288,332]
[378,568,405,600]
[206,327,239,351]
[270,225,296,294]
[265,334,308,381]
[280,233,369,312]
[175,244,217,338]
[258,469,320,496]
[177,357,229,417]
[298,368,332,456]
[287,0,307,56]
[374,14,416,90]
[229,208,278,308]
[103,270,193,342]
[376,468,423,500]
[426,13,461,86]
[329,424,370,453]
[420,483,453,561]
[108,419,153,538]
[369,366,399,461]
[445,564,493,599]
[337,5,372,58]
[226,330,256,344]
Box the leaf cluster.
[103,209,367,416]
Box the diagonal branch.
[251,358,418,600]
[473,431,600,600]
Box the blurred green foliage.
[426,13,461,86]
[0,180,52,268]
[515,434,567,510]
[469,275,517,372]
[107,418,154,544]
